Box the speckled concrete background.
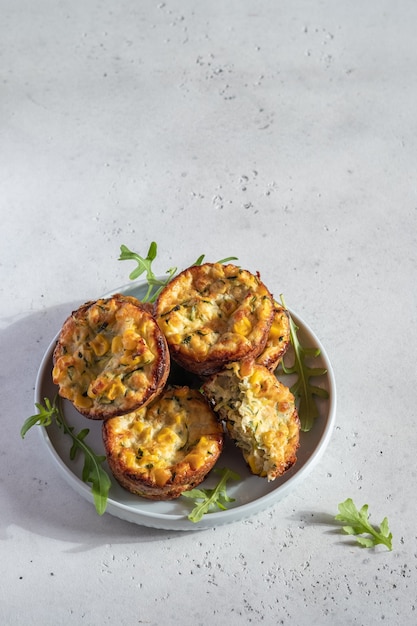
[1,1,416,624]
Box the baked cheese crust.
[154,263,275,376]
[102,386,224,499]
[256,303,290,371]
[52,294,170,419]
[202,361,299,480]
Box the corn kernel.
[111,335,123,353]
[156,428,179,446]
[133,420,146,435]
[184,452,204,470]
[152,467,171,487]
[90,333,110,357]
[233,317,252,337]
[262,430,275,447]
[52,355,75,382]
[249,368,264,388]
[74,393,93,409]
[122,330,140,351]
[258,300,273,320]
[106,380,126,401]
[269,319,285,339]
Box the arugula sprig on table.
[335,498,393,551]
[181,467,240,522]
[21,397,111,515]
[279,294,329,432]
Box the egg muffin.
[52,294,170,419]
[102,386,224,500]
[154,263,275,376]
[256,303,290,371]
[202,360,299,480]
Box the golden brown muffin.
[154,263,275,376]
[52,294,170,419]
[256,303,291,371]
[202,360,299,480]
[102,386,224,499]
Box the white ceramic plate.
[35,281,336,531]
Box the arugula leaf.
[20,397,56,438]
[21,397,111,516]
[335,498,393,551]
[119,242,238,303]
[279,294,329,431]
[181,467,240,522]
[119,242,178,303]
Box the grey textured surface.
[1,1,416,624]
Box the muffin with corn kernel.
[154,263,275,376]
[52,294,170,419]
[256,302,290,371]
[102,385,224,499]
[202,360,299,481]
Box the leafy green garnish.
[335,498,393,551]
[21,397,111,515]
[181,467,240,522]
[119,242,178,303]
[279,294,329,432]
[119,241,238,303]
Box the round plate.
[35,281,336,531]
